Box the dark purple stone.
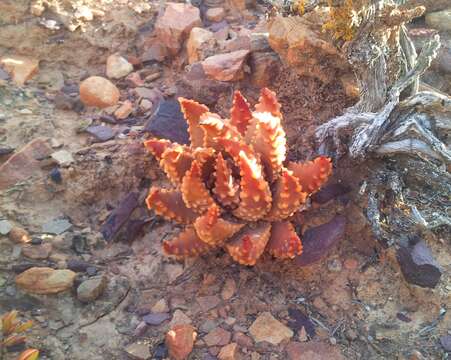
[143,100,189,144]
[440,335,451,352]
[288,308,316,337]
[67,259,91,272]
[142,312,170,326]
[295,215,346,266]
[100,192,139,242]
[153,342,168,359]
[0,147,14,156]
[85,125,116,142]
[311,183,351,204]
[396,313,412,323]
[396,239,442,288]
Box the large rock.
[77,275,108,303]
[202,50,250,81]
[106,53,133,79]
[269,15,350,84]
[295,215,346,266]
[79,76,120,108]
[286,341,344,360]
[425,9,451,31]
[0,138,52,190]
[396,238,442,288]
[154,3,202,56]
[0,55,39,86]
[165,324,197,360]
[249,51,280,87]
[186,27,216,64]
[143,100,189,144]
[15,267,76,294]
[249,312,293,345]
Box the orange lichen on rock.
[144,88,332,265]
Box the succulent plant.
[1,310,39,360]
[144,88,332,265]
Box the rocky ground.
[0,1,450,359]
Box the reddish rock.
[343,258,359,270]
[204,327,232,347]
[79,76,120,108]
[286,341,345,360]
[197,295,221,311]
[206,8,225,22]
[218,343,238,360]
[221,278,236,300]
[15,267,76,295]
[229,0,256,11]
[8,227,31,244]
[249,312,293,345]
[249,52,280,87]
[186,27,216,64]
[154,3,202,56]
[0,138,52,190]
[233,332,253,349]
[165,324,197,360]
[22,242,52,260]
[0,55,39,85]
[202,50,249,81]
[114,100,133,120]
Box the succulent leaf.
[194,205,245,245]
[146,187,198,224]
[179,97,209,148]
[255,88,282,117]
[267,221,303,259]
[287,156,332,194]
[230,90,253,135]
[225,223,272,266]
[163,227,216,258]
[181,160,216,213]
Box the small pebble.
[50,168,62,184]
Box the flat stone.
[286,341,344,360]
[170,310,192,328]
[79,76,120,108]
[154,3,202,56]
[440,335,451,352]
[165,324,197,360]
[295,215,346,266]
[218,343,238,360]
[396,237,442,288]
[249,312,293,345]
[85,125,116,142]
[202,50,250,81]
[125,341,152,360]
[21,242,52,260]
[426,9,451,31]
[51,150,74,167]
[77,275,108,303]
[0,220,13,235]
[0,138,52,190]
[42,218,72,235]
[66,258,91,272]
[0,55,39,86]
[151,299,169,313]
[143,100,189,144]
[16,267,76,295]
[114,100,133,120]
[221,278,236,300]
[143,313,171,326]
[106,53,133,79]
[197,295,221,311]
[204,327,231,347]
